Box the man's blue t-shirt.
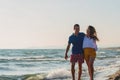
[68,32,85,54]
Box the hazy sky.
[0,0,120,49]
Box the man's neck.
[74,32,79,36]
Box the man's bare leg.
[78,62,82,80]
[71,62,75,80]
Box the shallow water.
[0,48,120,80]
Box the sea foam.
[46,68,71,79]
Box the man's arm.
[65,44,71,60]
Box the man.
[65,24,85,80]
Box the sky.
[0,0,120,49]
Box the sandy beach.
[108,70,120,80]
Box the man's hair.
[74,24,80,29]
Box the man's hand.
[64,44,70,60]
[65,54,68,60]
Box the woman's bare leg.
[89,57,95,80]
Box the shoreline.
[1,70,120,80]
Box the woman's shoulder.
[84,35,89,38]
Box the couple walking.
[65,24,99,80]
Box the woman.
[83,25,99,80]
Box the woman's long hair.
[88,25,99,41]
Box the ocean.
[0,48,120,80]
